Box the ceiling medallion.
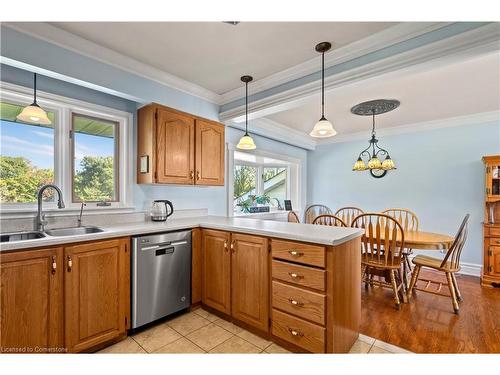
[351,99,400,178]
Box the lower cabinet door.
[231,233,269,332]
[0,247,64,353]
[202,229,231,314]
[64,238,129,352]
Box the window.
[0,82,132,212]
[0,102,56,203]
[72,114,119,202]
[231,150,299,215]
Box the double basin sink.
[0,226,104,243]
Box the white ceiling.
[49,22,396,94]
[266,52,500,138]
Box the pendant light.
[236,75,256,150]
[16,73,52,125]
[309,42,336,138]
[351,99,399,178]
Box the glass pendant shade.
[352,157,367,171]
[310,117,337,138]
[16,103,51,125]
[381,155,396,170]
[236,134,256,150]
[367,156,382,169]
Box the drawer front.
[271,309,325,353]
[489,238,500,246]
[272,260,326,291]
[271,239,325,268]
[489,227,500,237]
[272,281,325,325]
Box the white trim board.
[2,22,455,106]
[219,23,500,122]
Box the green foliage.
[0,155,115,203]
[233,165,256,199]
[0,156,54,203]
[74,156,115,201]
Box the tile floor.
[98,308,412,354]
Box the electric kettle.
[150,200,174,221]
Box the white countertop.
[0,215,363,252]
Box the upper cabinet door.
[231,233,269,332]
[64,238,129,353]
[195,119,225,186]
[156,108,195,184]
[0,248,64,352]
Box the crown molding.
[226,118,317,151]
[316,110,500,145]
[219,23,500,122]
[220,22,450,104]
[2,22,222,104]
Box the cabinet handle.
[196,171,200,180]
[67,256,73,272]
[288,250,304,257]
[190,170,194,179]
[230,241,235,253]
[495,240,500,244]
[288,328,304,337]
[288,272,304,279]
[288,298,303,307]
[51,256,57,275]
[224,240,228,252]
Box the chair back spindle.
[382,208,419,232]
[304,204,333,224]
[312,214,347,227]
[335,207,364,227]
[441,214,469,271]
[352,213,405,268]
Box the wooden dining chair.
[382,208,419,284]
[335,207,364,227]
[352,213,406,309]
[312,214,347,227]
[304,204,332,224]
[287,211,301,223]
[407,214,469,314]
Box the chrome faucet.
[37,184,65,232]
[77,202,86,227]
[272,198,283,210]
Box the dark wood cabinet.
[137,103,225,186]
[0,247,64,353]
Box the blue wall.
[307,122,500,266]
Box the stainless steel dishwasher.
[131,230,191,329]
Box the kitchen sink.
[44,226,104,237]
[0,231,46,243]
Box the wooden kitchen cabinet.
[64,238,130,353]
[156,107,195,184]
[231,233,269,332]
[202,229,231,315]
[137,103,225,186]
[0,247,64,353]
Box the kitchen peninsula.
[0,216,363,354]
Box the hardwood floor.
[360,269,500,353]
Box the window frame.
[0,81,133,215]
[227,143,302,217]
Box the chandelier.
[351,99,399,178]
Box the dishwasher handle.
[141,240,187,252]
